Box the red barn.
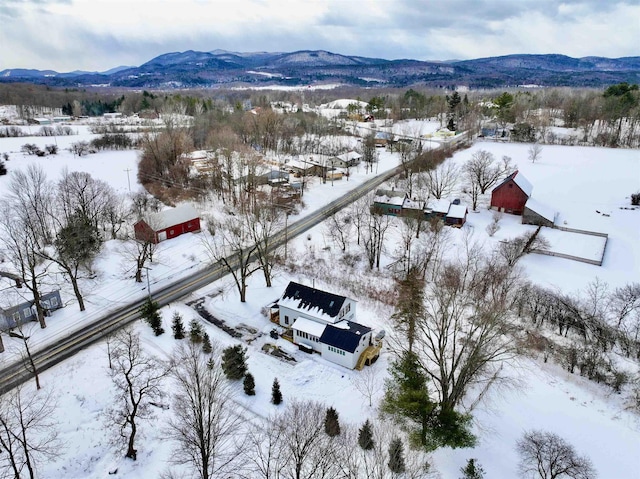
[490,170,533,215]
[134,204,201,244]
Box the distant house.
[134,204,201,244]
[374,131,394,147]
[523,198,556,227]
[490,170,533,215]
[373,189,406,216]
[330,151,362,168]
[0,291,62,331]
[275,281,376,369]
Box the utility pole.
[124,168,132,193]
[142,266,152,301]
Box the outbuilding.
[490,170,533,215]
[523,197,556,227]
[134,204,201,244]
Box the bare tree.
[277,400,338,479]
[362,206,392,270]
[497,227,550,267]
[168,341,241,479]
[57,169,114,231]
[415,240,520,414]
[464,150,514,194]
[242,413,288,479]
[423,161,459,199]
[517,430,597,479]
[205,213,260,302]
[10,323,42,390]
[107,328,170,460]
[0,203,50,329]
[528,143,543,163]
[324,210,353,252]
[249,205,285,287]
[0,385,59,479]
[352,365,383,408]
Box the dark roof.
[320,321,372,353]
[280,281,347,318]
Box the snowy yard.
[0,122,639,478]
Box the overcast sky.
[1,0,638,72]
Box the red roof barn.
[134,204,201,244]
[490,170,533,215]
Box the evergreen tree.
[0,160,7,176]
[243,373,256,396]
[391,269,424,353]
[358,419,374,450]
[381,350,476,451]
[460,458,485,479]
[324,407,341,437]
[388,437,406,474]
[221,344,248,380]
[189,319,203,343]
[202,332,212,354]
[139,298,164,335]
[171,312,185,339]
[271,378,282,405]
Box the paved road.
[0,162,404,395]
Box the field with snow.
[0,123,639,478]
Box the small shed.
[445,203,468,227]
[523,198,556,227]
[134,204,201,244]
[490,170,533,215]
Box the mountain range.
[1,50,639,89]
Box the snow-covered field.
[0,122,639,478]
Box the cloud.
[0,0,637,72]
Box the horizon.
[1,0,638,72]
[2,50,637,75]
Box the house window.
[13,312,20,322]
[284,315,289,325]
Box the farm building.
[134,204,201,244]
[523,198,557,227]
[0,291,63,331]
[445,203,469,227]
[490,170,533,215]
[273,281,379,369]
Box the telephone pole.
[124,168,132,193]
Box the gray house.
[0,291,62,331]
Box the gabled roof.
[142,204,200,231]
[493,170,533,197]
[447,203,468,219]
[320,321,371,353]
[279,282,348,322]
[525,197,556,223]
[335,151,362,162]
[374,189,406,206]
[427,198,451,214]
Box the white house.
[276,282,375,369]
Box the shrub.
[243,373,256,396]
[271,378,282,405]
[221,344,248,380]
